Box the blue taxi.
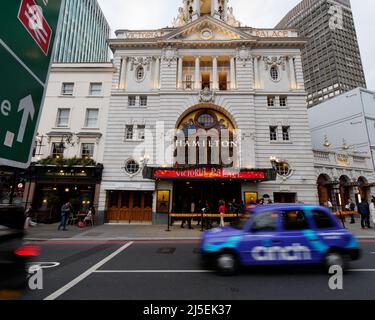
[201,204,361,275]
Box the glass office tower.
[53,0,110,63]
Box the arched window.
[136,66,145,82]
[270,66,279,81]
[124,159,140,175]
[274,161,291,177]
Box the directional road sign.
[0,0,63,168]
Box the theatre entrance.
[172,181,242,213]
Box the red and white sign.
[18,0,52,55]
[154,168,266,180]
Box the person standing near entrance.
[358,199,371,229]
[370,198,375,227]
[345,199,356,224]
[219,200,226,227]
[58,201,72,231]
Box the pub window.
[270,126,277,141]
[51,142,64,159]
[81,143,95,159]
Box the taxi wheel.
[216,252,238,276]
[324,252,345,270]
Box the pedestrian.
[84,206,95,226]
[58,201,72,231]
[346,199,356,224]
[24,205,37,229]
[358,199,371,229]
[219,200,226,227]
[370,198,375,227]
[327,199,334,212]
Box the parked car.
[201,204,361,275]
[0,206,40,296]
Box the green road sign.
[0,0,63,168]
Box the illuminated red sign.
[154,168,266,180]
[18,0,52,55]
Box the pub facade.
[99,0,318,224]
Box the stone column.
[230,57,236,89]
[212,56,219,90]
[288,56,297,90]
[177,56,183,89]
[119,57,127,89]
[195,56,201,90]
[154,57,160,89]
[253,56,259,89]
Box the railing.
[181,81,231,91]
[313,150,330,161]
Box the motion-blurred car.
[0,206,40,296]
[201,204,361,275]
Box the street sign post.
[0,0,63,169]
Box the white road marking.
[348,269,375,272]
[43,242,134,300]
[94,270,214,273]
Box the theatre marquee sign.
[144,166,276,182]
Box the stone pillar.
[192,0,200,20]
[177,57,183,89]
[119,57,127,89]
[288,56,297,90]
[154,57,160,89]
[212,56,219,90]
[195,56,201,90]
[253,56,259,89]
[230,57,236,89]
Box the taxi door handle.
[272,240,281,244]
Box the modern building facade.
[24,63,115,222]
[276,0,367,108]
[99,0,318,224]
[53,0,110,63]
[309,87,375,209]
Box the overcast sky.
[97,0,375,90]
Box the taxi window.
[311,210,335,229]
[282,210,310,231]
[251,212,278,233]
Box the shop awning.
[143,165,277,182]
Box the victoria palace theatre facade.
[98,0,318,224]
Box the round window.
[136,66,145,82]
[270,66,279,81]
[275,161,291,177]
[124,160,140,175]
[197,113,215,129]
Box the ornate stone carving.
[199,87,215,103]
[236,47,251,67]
[129,57,152,71]
[162,48,178,67]
[263,56,287,71]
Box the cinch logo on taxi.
[251,244,312,261]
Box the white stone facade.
[99,0,318,224]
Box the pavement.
[24,216,375,241]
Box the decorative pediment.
[164,16,253,42]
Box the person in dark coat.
[358,200,371,229]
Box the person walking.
[58,201,72,231]
[370,198,375,227]
[358,199,371,229]
[345,199,356,224]
[219,200,226,228]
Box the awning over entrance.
[143,165,276,182]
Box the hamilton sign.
[0,0,63,168]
